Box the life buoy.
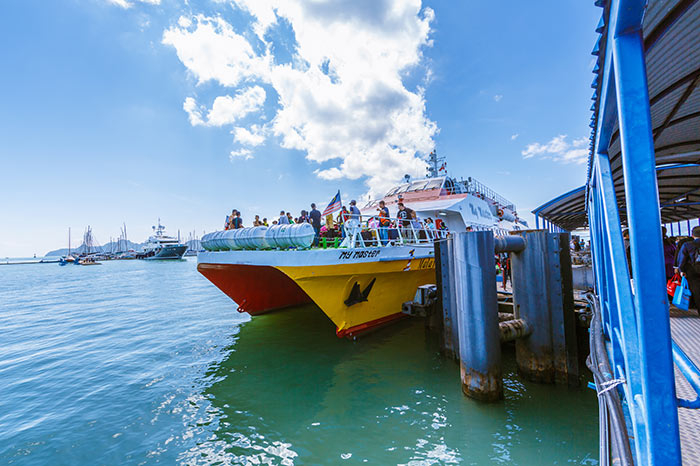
[497,208,504,218]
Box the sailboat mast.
[68,227,71,256]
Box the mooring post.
[546,232,579,386]
[453,231,502,401]
[434,238,459,359]
[510,230,554,383]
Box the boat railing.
[340,216,449,249]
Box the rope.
[596,378,626,397]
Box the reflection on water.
[0,259,598,465]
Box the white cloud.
[107,0,160,8]
[163,1,437,197]
[183,97,205,126]
[207,87,266,126]
[510,133,519,140]
[230,148,254,160]
[493,94,503,102]
[521,134,589,164]
[183,86,267,127]
[233,125,266,146]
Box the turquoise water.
[1,258,598,465]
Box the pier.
[533,1,700,464]
[403,1,700,463]
[405,230,581,401]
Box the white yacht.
[138,221,188,260]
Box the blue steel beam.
[594,151,645,459]
[586,0,684,463]
[609,1,681,462]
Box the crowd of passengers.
[223,200,449,246]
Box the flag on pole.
[322,190,342,216]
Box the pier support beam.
[453,231,502,401]
[435,239,459,360]
[510,230,578,385]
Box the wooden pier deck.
[670,307,700,464]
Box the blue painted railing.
[586,0,682,464]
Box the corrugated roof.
[533,163,700,230]
[537,0,700,230]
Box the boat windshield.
[407,180,430,192]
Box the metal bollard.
[453,231,502,401]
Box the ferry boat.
[138,221,188,260]
[198,153,526,338]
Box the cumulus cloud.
[493,94,503,102]
[183,87,266,127]
[163,0,437,196]
[233,125,266,146]
[230,148,254,160]
[510,133,519,140]
[521,135,588,164]
[107,0,159,8]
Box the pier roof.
[535,0,700,231]
[533,163,700,230]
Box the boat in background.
[58,228,76,266]
[137,220,188,260]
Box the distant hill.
[45,238,202,256]
[45,240,145,256]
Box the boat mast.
[68,227,71,256]
[425,150,445,179]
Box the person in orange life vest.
[377,200,390,245]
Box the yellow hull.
[277,257,435,337]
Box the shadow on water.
[185,306,599,465]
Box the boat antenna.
[426,150,446,178]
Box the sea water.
[0,258,598,465]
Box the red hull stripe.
[336,312,405,338]
[197,263,312,314]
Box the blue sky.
[0,0,599,256]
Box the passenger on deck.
[278,211,289,225]
[348,200,361,222]
[377,200,390,245]
[298,210,309,224]
[397,203,414,242]
[232,211,243,229]
[338,206,349,238]
[424,217,436,239]
[262,218,269,226]
[253,215,263,227]
[676,226,700,312]
[286,212,295,224]
[224,209,237,230]
[309,203,322,246]
[662,226,676,280]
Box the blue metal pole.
[536,215,540,230]
[612,24,680,464]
